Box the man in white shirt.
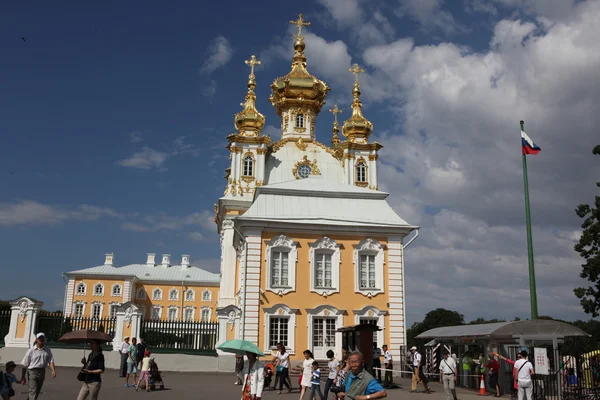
[514,350,535,400]
[410,346,431,393]
[382,345,394,388]
[373,343,382,382]
[20,332,56,400]
[119,336,130,378]
[439,351,458,400]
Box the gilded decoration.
[256,180,264,187]
[268,137,341,160]
[368,154,378,161]
[329,104,342,149]
[256,148,267,155]
[241,176,255,183]
[342,63,374,143]
[234,55,265,134]
[292,155,321,179]
[296,138,308,151]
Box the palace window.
[356,161,367,183]
[93,283,104,296]
[169,288,179,301]
[111,284,122,297]
[269,316,289,348]
[202,289,211,302]
[152,288,162,301]
[314,253,332,288]
[243,154,254,177]
[74,303,84,318]
[186,289,195,301]
[151,306,161,320]
[201,308,211,322]
[296,113,305,128]
[168,307,178,321]
[265,235,298,295]
[309,237,341,296]
[136,288,147,300]
[354,238,385,297]
[109,304,118,319]
[184,308,194,321]
[76,282,86,295]
[91,303,102,319]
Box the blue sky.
[1,0,599,323]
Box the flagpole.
[520,120,538,320]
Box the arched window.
[169,288,179,301]
[76,283,86,295]
[111,284,122,297]
[185,289,195,301]
[152,288,162,300]
[202,289,211,302]
[93,283,104,296]
[296,113,305,128]
[243,154,254,177]
[136,287,147,300]
[356,161,367,183]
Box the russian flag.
[521,130,541,155]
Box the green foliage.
[469,317,506,325]
[574,145,600,316]
[407,308,465,347]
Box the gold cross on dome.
[349,63,365,84]
[244,55,261,76]
[290,13,311,39]
[329,104,343,124]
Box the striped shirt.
[312,369,321,385]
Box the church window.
[93,283,104,296]
[356,161,367,183]
[168,307,178,321]
[354,238,385,297]
[201,308,211,321]
[314,253,332,288]
[74,303,84,318]
[269,316,289,348]
[243,155,254,177]
[297,164,312,179]
[271,251,289,287]
[111,284,122,297]
[169,288,179,301]
[151,306,161,320]
[296,113,305,128]
[152,288,162,300]
[76,282,86,295]
[202,289,211,302]
[186,289,195,301]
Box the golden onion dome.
[234,55,265,135]
[342,64,373,143]
[269,14,330,116]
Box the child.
[310,361,324,400]
[0,361,17,400]
[135,350,152,392]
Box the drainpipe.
[232,223,248,341]
[402,229,419,349]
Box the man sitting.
[338,352,387,400]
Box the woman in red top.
[486,354,502,397]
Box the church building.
[214,14,417,361]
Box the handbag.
[276,365,284,373]
[77,353,99,382]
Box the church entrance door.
[312,317,336,360]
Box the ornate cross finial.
[329,104,343,124]
[245,55,262,76]
[349,63,365,84]
[290,13,311,39]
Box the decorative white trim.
[353,305,387,347]
[185,289,195,302]
[152,288,163,301]
[265,234,298,295]
[263,304,297,355]
[90,301,104,319]
[200,306,212,321]
[309,237,341,297]
[183,306,196,321]
[201,289,212,302]
[111,283,122,297]
[168,288,179,301]
[167,306,179,320]
[353,238,385,298]
[136,287,147,300]
[73,301,86,318]
[151,305,162,320]
[93,282,105,296]
[75,282,87,296]
[305,305,345,359]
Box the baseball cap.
[410,346,417,351]
[36,332,45,339]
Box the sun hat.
[36,332,45,338]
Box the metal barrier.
[139,319,218,354]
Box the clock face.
[297,164,312,178]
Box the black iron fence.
[0,310,10,346]
[36,313,116,348]
[139,319,218,354]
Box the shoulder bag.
[77,353,100,382]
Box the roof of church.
[66,263,220,284]
[239,176,414,229]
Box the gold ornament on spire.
[342,63,373,143]
[329,104,342,148]
[269,13,330,116]
[234,55,265,135]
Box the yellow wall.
[71,278,126,318]
[16,316,27,339]
[259,232,390,360]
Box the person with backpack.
[514,350,535,400]
[0,361,17,400]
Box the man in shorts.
[125,337,138,387]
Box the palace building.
[61,14,417,362]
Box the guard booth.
[338,324,381,373]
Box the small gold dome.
[269,14,330,116]
[234,55,265,135]
[342,64,373,143]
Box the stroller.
[264,363,274,389]
[148,358,165,391]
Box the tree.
[574,145,600,316]
[469,317,506,325]
[407,308,465,347]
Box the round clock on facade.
[297,164,312,179]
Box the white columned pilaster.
[257,150,265,183]
[4,297,43,348]
[243,230,262,346]
[219,220,237,307]
[387,235,405,360]
[369,156,378,189]
[123,280,133,303]
[64,279,75,315]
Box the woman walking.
[294,350,314,400]
[241,351,265,400]
[77,340,105,400]
[274,343,292,394]
[324,350,340,400]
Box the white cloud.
[0,200,120,226]
[122,210,216,235]
[129,131,144,143]
[117,147,168,170]
[187,232,206,242]
[396,0,465,35]
[262,124,280,138]
[199,35,233,75]
[493,0,577,21]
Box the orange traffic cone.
[478,375,487,396]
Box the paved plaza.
[13,367,496,400]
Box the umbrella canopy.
[217,339,265,356]
[58,330,113,344]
